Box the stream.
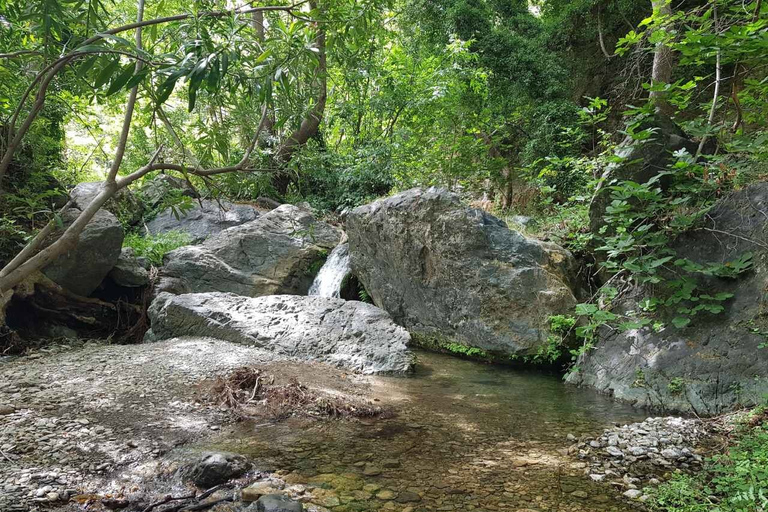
[201,350,649,511]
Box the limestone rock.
[146,199,259,244]
[146,292,412,374]
[108,248,149,287]
[42,209,124,297]
[157,205,341,297]
[346,187,578,357]
[70,181,143,226]
[569,182,768,414]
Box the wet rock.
[346,187,579,358]
[395,491,422,503]
[42,209,124,296]
[147,199,258,244]
[108,248,149,287]
[252,494,303,512]
[182,452,251,488]
[243,482,283,502]
[156,205,339,296]
[146,292,412,374]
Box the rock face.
[157,205,341,297]
[107,248,149,287]
[568,182,768,414]
[146,199,259,244]
[70,181,143,226]
[346,187,578,357]
[146,292,413,374]
[42,209,124,297]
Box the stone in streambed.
[243,482,283,502]
[146,292,412,374]
[252,494,303,512]
[181,452,250,488]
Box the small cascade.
[308,243,352,298]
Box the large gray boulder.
[146,199,259,244]
[157,205,341,297]
[346,187,579,358]
[107,247,149,287]
[146,292,413,374]
[568,182,768,415]
[42,209,124,296]
[70,181,144,226]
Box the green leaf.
[575,303,598,316]
[94,58,120,88]
[672,317,691,329]
[106,64,135,95]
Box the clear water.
[208,350,649,511]
[308,243,351,298]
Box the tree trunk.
[274,0,327,194]
[649,0,675,117]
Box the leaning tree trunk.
[274,0,327,195]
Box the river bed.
[199,350,649,511]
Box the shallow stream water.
[202,350,648,512]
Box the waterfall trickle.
[308,243,352,298]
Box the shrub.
[123,230,192,266]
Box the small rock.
[254,494,303,512]
[183,452,251,488]
[243,482,282,502]
[376,490,396,500]
[395,491,421,503]
[362,464,382,476]
[623,489,643,499]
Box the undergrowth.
[123,230,191,266]
[647,409,768,512]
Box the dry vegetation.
[207,366,387,420]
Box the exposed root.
[208,366,386,420]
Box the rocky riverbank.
[0,339,722,512]
[0,338,373,511]
[569,417,710,503]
